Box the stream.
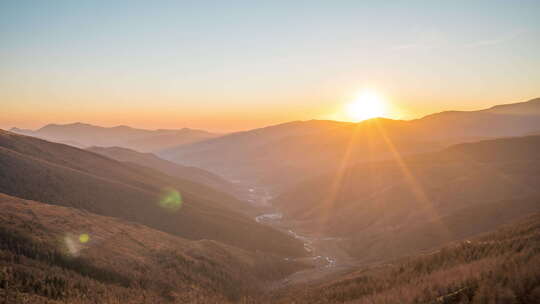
[233,181,355,286]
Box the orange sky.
[3,90,539,132]
[2,1,539,132]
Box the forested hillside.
[0,130,305,257]
[0,193,307,303]
[274,135,540,261]
[274,213,540,303]
[86,146,240,199]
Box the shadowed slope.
[86,146,240,198]
[0,130,306,257]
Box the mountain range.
[0,129,305,257]
[2,97,540,303]
[86,146,240,199]
[10,123,218,152]
[273,135,540,261]
[159,97,540,192]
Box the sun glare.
[345,90,387,121]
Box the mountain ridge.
[159,97,540,191]
[0,129,306,257]
[86,146,241,200]
[272,134,540,261]
[9,122,219,152]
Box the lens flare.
[64,235,81,256]
[63,233,91,256]
[159,188,183,212]
[79,233,90,243]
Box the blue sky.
[1,0,539,131]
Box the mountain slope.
[10,122,218,152]
[160,119,444,191]
[412,97,540,140]
[0,193,307,303]
[86,146,239,198]
[160,98,540,192]
[273,135,540,261]
[0,129,306,257]
[275,213,540,304]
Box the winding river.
[232,181,355,286]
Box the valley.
[236,182,362,289]
[2,98,540,303]
[3,2,540,302]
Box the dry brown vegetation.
[0,193,307,303]
[0,129,305,257]
[274,213,540,304]
[86,146,240,199]
[274,135,540,261]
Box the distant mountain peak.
[111,125,134,130]
[485,97,540,110]
[360,117,399,123]
[9,127,31,133]
[9,122,218,152]
[483,97,540,115]
[39,122,95,130]
[419,97,540,120]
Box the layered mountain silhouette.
[0,129,305,257]
[160,98,540,191]
[10,122,218,152]
[86,146,239,198]
[410,97,540,139]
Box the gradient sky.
[1,0,539,132]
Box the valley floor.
[233,181,540,304]
[236,182,359,288]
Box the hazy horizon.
[4,96,539,133]
[2,1,540,132]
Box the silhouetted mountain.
[10,122,218,152]
[0,193,307,303]
[275,213,540,304]
[0,129,306,257]
[483,97,540,115]
[160,98,540,192]
[273,135,540,261]
[160,119,445,191]
[86,146,240,199]
[412,97,540,140]
[8,127,32,134]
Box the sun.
[345,90,387,121]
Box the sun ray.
[314,123,364,234]
[372,120,455,254]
